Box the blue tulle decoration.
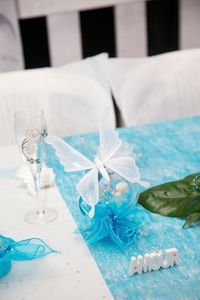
[0,235,57,279]
[79,174,151,248]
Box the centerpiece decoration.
[46,108,150,247]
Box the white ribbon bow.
[46,108,149,217]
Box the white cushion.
[0,53,114,145]
[106,49,200,126]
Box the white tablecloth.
[0,145,112,300]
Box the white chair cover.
[106,49,200,127]
[0,54,114,145]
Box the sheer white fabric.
[106,49,200,127]
[99,107,122,162]
[0,54,114,145]
[46,108,149,217]
[45,135,94,172]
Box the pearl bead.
[115,181,128,193]
[115,191,122,197]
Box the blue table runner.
[46,116,200,300]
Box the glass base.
[24,207,58,224]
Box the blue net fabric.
[79,174,151,248]
[0,235,56,278]
[46,116,200,300]
[79,199,151,248]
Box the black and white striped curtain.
[19,0,179,69]
[1,0,200,71]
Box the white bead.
[115,192,122,197]
[115,181,128,193]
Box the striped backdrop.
[0,0,200,71]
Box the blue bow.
[79,192,150,248]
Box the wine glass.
[14,109,58,224]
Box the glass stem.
[33,173,44,215]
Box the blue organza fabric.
[0,235,56,278]
[79,198,151,248]
[79,173,151,248]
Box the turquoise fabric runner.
[46,116,200,300]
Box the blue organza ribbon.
[79,192,151,248]
[0,235,57,278]
[0,235,57,262]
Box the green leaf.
[138,173,200,219]
[183,212,200,229]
